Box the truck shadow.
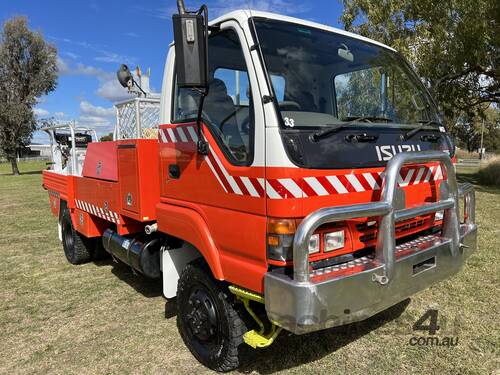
[94,257,411,372]
[238,298,411,374]
[94,258,163,298]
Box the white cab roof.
[210,9,396,52]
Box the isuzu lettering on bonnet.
[42,1,477,371]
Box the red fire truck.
[42,2,477,371]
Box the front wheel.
[61,209,94,264]
[176,261,247,372]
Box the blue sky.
[0,0,345,143]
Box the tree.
[99,132,114,142]
[0,16,57,175]
[452,106,500,152]
[341,0,499,127]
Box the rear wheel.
[61,209,94,264]
[176,261,247,372]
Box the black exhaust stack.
[102,229,162,279]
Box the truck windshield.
[253,19,439,129]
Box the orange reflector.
[267,235,280,247]
[267,218,297,235]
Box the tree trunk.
[10,158,20,175]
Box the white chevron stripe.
[423,166,434,182]
[278,178,304,198]
[363,173,380,190]
[265,180,281,199]
[205,157,228,193]
[177,127,188,142]
[74,199,121,224]
[413,167,426,184]
[399,169,415,187]
[160,129,168,143]
[241,177,260,197]
[187,126,198,142]
[166,128,177,142]
[209,147,242,195]
[326,175,348,194]
[346,174,365,192]
[434,165,443,180]
[304,177,329,196]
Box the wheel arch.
[156,203,225,297]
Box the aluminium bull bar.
[264,151,477,334]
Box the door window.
[173,29,254,165]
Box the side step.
[243,326,282,349]
[228,285,282,348]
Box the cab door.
[159,21,267,291]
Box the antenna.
[177,0,186,14]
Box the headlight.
[435,210,444,221]
[308,234,320,254]
[324,230,345,252]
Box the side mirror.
[117,64,133,88]
[172,11,208,88]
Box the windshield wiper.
[341,116,393,123]
[403,120,442,141]
[310,124,349,142]
[310,116,393,142]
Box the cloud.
[54,112,65,118]
[64,52,79,59]
[125,32,139,38]
[80,101,114,118]
[34,108,50,117]
[50,35,136,65]
[94,51,134,64]
[57,57,133,102]
[96,77,134,102]
[77,101,115,132]
[152,0,311,20]
[210,0,311,17]
[56,57,71,75]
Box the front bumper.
[265,224,476,334]
[264,152,478,334]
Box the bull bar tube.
[264,151,477,334]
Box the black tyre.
[61,209,94,264]
[177,260,247,372]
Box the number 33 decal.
[284,117,295,127]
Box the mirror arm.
[195,4,210,155]
[196,90,209,155]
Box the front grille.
[359,233,376,243]
[396,219,425,234]
[310,234,442,279]
[358,217,428,243]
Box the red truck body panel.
[43,122,447,294]
[82,141,118,181]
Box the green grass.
[0,160,48,175]
[477,158,500,187]
[0,162,499,374]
